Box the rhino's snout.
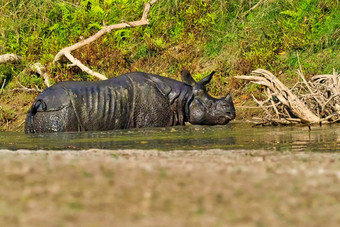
[225,94,236,121]
[226,110,236,120]
[24,113,34,134]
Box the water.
[0,123,339,152]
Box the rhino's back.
[125,72,193,127]
[51,76,134,131]
[25,72,192,133]
[25,76,134,132]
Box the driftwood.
[235,68,340,125]
[0,0,158,89]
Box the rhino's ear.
[225,92,231,102]
[181,70,196,86]
[197,71,215,86]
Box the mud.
[0,149,339,226]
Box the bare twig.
[242,0,264,17]
[1,78,6,94]
[12,83,41,92]
[11,88,39,92]
[296,51,303,74]
[296,52,323,108]
[236,106,270,109]
[13,82,41,92]
[16,120,26,128]
[53,0,158,80]
[323,94,340,109]
[267,88,280,119]
[283,108,292,119]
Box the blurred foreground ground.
[0,149,339,226]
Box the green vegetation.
[0,105,15,125]
[0,0,339,129]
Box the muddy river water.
[1,123,340,227]
[1,123,339,152]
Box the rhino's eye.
[217,103,229,111]
[221,101,230,107]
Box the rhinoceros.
[25,70,235,133]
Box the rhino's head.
[182,70,236,125]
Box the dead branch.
[30,63,51,87]
[237,68,340,125]
[53,0,158,80]
[0,54,21,64]
[236,69,321,124]
[64,52,107,80]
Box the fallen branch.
[236,68,340,125]
[236,69,321,124]
[53,0,158,80]
[0,54,21,64]
[64,52,107,80]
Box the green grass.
[0,0,339,96]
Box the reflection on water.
[0,123,339,152]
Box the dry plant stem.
[11,88,39,93]
[251,94,272,117]
[31,63,51,87]
[1,78,6,94]
[267,89,280,119]
[12,82,41,92]
[236,69,321,124]
[0,54,21,64]
[242,0,264,17]
[284,108,292,119]
[312,69,340,113]
[236,106,269,109]
[296,52,324,107]
[53,0,158,80]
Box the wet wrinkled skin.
[25,71,236,133]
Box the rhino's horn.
[225,92,232,102]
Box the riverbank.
[1,0,339,131]
[0,149,339,226]
[0,91,36,131]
